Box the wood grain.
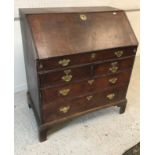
[27,11,138,59]
[19,7,138,141]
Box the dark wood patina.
[19,7,138,142]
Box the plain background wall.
[14,1,140,93]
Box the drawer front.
[41,70,131,104]
[42,86,127,123]
[38,47,136,71]
[94,56,135,76]
[39,57,134,88]
[39,65,92,87]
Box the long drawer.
[42,86,127,123]
[41,70,131,104]
[37,47,136,72]
[39,57,134,88]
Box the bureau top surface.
[22,7,138,59]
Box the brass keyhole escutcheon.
[86,96,93,101]
[88,79,94,85]
[62,75,72,82]
[80,14,87,21]
[58,59,70,67]
[109,66,118,73]
[59,106,70,113]
[109,77,118,84]
[115,51,123,57]
[107,93,115,100]
[59,89,70,96]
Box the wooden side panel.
[19,10,41,122]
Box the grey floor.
[14,56,140,155]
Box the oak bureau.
[19,7,138,142]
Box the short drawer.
[38,47,136,71]
[94,56,135,76]
[39,65,92,87]
[41,70,131,104]
[42,86,127,123]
